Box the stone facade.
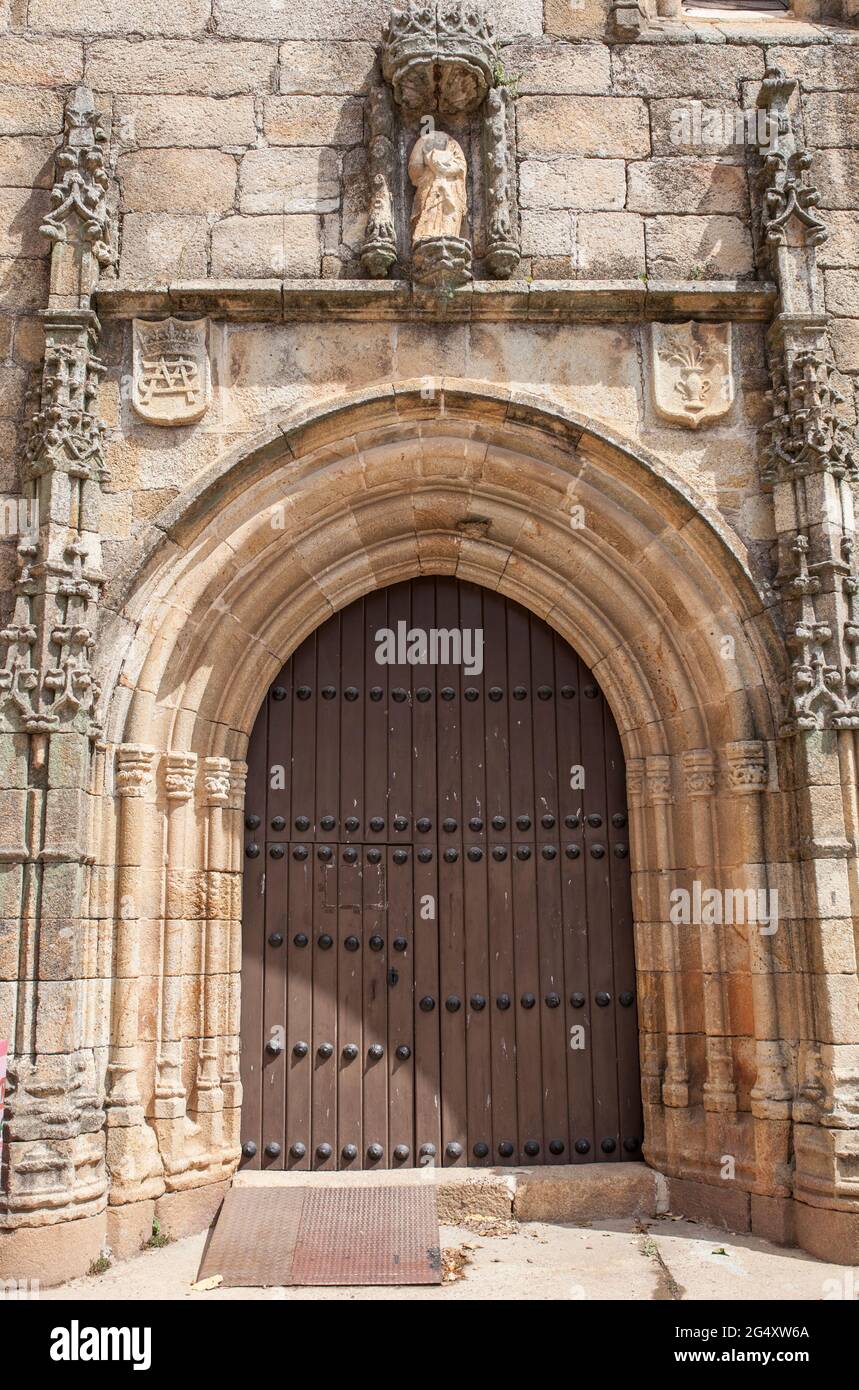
[0,0,858,1282]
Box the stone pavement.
[39,1216,857,1303]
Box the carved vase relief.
[651,322,734,429]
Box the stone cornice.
[94,278,778,325]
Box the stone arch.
[91,382,798,1221]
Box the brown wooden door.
[240,578,642,1170]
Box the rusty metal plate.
[290,1183,442,1286]
[197,1187,305,1287]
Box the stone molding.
[93,278,778,325]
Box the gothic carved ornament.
[753,65,859,734]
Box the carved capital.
[682,749,716,799]
[645,754,673,806]
[725,740,768,795]
[203,756,232,808]
[164,752,197,802]
[116,744,157,798]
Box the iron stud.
[368,1043,385,1060]
[473,1141,489,1159]
[320,814,336,830]
[318,933,333,950]
[396,1044,411,1060]
[524,1140,540,1157]
[496,993,511,1010]
[290,1141,306,1159]
[446,1141,463,1160]
[419,996,435,1012]
[342,1144,357,1161]
[317,1042,333,1058]
[445,996,461,1012]
[367,1143,383,1161]
[394,1144,410,1161]
[296,686,311,700]
[245,814,261,830]
[271,686,287,701]
[343,1043,358,1060]
[498,1141,514,1158]
[293,932,308,947]
[242,1140,257,1158]
[245,842,260,858]
[268,932,284,948]
[316,1142,332,1160]
[470,995,486,1011]
[549,1140,565,1155]
[265,1141,282,1158]
[293,1041,309,1057]
[369,934,384,951]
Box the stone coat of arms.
[132,317,211,426]
[651,321,734,429]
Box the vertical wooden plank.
[340,599,365,843]
[314,611,341,844]
[411,579,441,1165]
[463,842,491,1163]
[487,844,517,1162]
[530,617,567,1162]
[239,700,268,1168]
[436,578,467,1165]
[554,637,593,1162]
[581,667,620,1161]
[364,588,390,842]
[285,842,313,1168]
[265,664,291,837]
[290,633,317,835]
[311,846,338,1168]
[507,601,541,1160]
[362,846,388,1166]
[261,845,287,1169]
[482,591,510,849]
[336,845,364,1166]
[605,706,643,1158]
[386,844,414,1164]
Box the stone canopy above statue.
[382,0,499,115]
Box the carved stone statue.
[408,131,468,243]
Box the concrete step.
[233,1162,666,1225]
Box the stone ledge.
[93,277,778,324]
[233,1162,664,1225]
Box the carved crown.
[136,318,203,357]
[382,1,498,115]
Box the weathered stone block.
[263,96,363,147]
[87,39,276,95]
[239,148,340,215]
[0,188,50,257]
[544,0,609,39]
[0,136,56,188]
[577,212,646,278]
[114,95,256,150]
[0,89,63,137]
[517,95,649,159]
[119,149,238,214]
[803,92,859,151]
[28,0,211,35]
[612,44,764,100]
[277,40,378,94]
[119,212,208,280]
[814,150,859,210]
[210,213,321,277]
[215,0,541,40]
[818,213,859,270]
[520,208,575,258]
[507,39,611,94]
[519,157,625,211]
[645,215,754,279]
[627,159,749,217]
[0,37,83,87]
[825,269,859,318]
[830,318,859,373]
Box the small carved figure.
[408,131,468,243]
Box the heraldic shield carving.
[132,317,211,426]
[651,321,734,430]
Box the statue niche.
[408,130,472,288]
[360,2,520,289]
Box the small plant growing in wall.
[492,58,520,97]
[88,1249,112,1276]
[144,1217,171,1250]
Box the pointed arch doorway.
[239,576,642,1171]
